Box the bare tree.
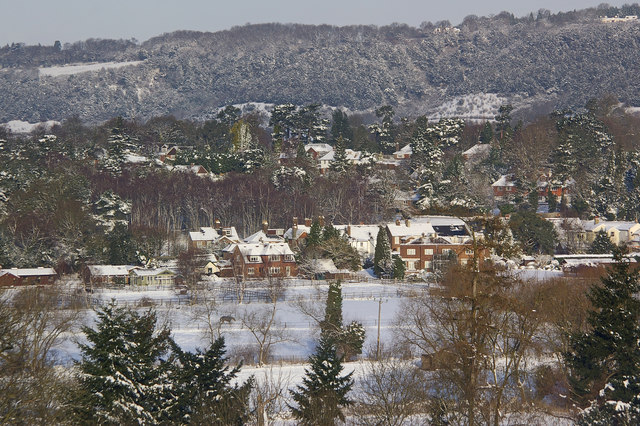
[0,285,83,424]
[352,355,429,426]
[250,366,292,426]
[395,264,543,425]
[238,279,292,366]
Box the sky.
[0,0,632,46]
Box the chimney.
[347,225,352,236]
[405,219,410,227]
[594,216,599,224]
[292,218,298,241]
[293,217,298,226]
[215,219,222,231]
[319,216,325,227]
[262,220,268,234]
[396,219,401,226]
[305,217,312,227]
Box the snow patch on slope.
[2,120,60,133]
[39,61,145,77]
[429,93,507,121]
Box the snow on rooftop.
[236,242,295,257]
[0,267,57,276]
[87,265,137,276]
[463,143,491,156]
[387,221,436,237]
[492,174,515,187]
[189,227,219,241]
[244,230,283,243]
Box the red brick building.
[222,242,298,279]
[398,237,488,273]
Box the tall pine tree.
[289,334,354,425]
[565,248,640,424]
[373,225,392,278]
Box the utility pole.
[376,298,382,360]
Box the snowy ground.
[38,60,145,77]
[52,279,420,365]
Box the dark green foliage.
[329,136,349,173]
[107,223,137,265]
[330,109,352,144]
[479,122,493,143]
[322,223,341,241]
[547,188,558,213]
[169,337,253,425]
[73,302,174,424]
[321,281,344,340]
[374,225,392,278]
[565,249,640,423]
[527,188,539,212]
[306,220,322,248]
[392,254,405,279]
[509,211,557,254]
[589,230,615,254]
[289,334,354,425]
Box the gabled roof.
[492,174,516,187]
[334,224,380,242]
[387,221,436,238]
[235,242,295,260]
[393,144,413,156]
[584,220,640,232]
[189,227,220,242]
[87,265,138,276]
[462,144,491,157]
[130,268,175,277]
[305,143,333,153]
[244,230,284,243]
[0,267,57,277]
[218,227,240,242]
[284,225,311,240]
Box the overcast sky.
[0,0,632,46]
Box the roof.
[462,144,491,157]
[0,267,57,277]
[305,143,333,153]
[319,149,363,163]
[583,220,640,232]
[173,164,208,174]
[218,227,240,242]
[334,224,380,242]
[87,265,137,276]
[387,221,436,238]
[393,144,413,156]
[244,230,284,243]
[492,175,516,187]
[308,259,339,273]
[130,268,175,277]
[284,225,311,240]
[189,227,219,242]
[235,242,295,260]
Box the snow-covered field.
[39,60,145,77]
[53,279,418,365]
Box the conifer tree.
[289,334,354,425]
[306,220,322,249]
[169,337,253,424]
[330,136,349,173]
[321,281,344,340]
[565,248,640,424]
[373,225,392,278]
[589,230,615,254]
[547,187,558,213]
[74,302,174,424]
[392,254,405,279]
[479,121,493,143]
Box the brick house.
[223,242,298,279]
[398,237,487,273]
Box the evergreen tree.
[589,230,615,254]
[330,109,352,144]
[373,225,392,278]
[329,136,349,173]
[509,211,557,254]
[392,254,405,279]
[479,121,493,143]
[321,281,343,340]
[322,223,341,241]
[565,248,640,424]
[306,220,323,249]
[289,335,354,425]
[169,337,253,424]
[341,321,366,360]
[107,223,137,266]
[73,302,174,425]
[547,187,558,213]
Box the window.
[406,248,416,255]
[461,259,468,265]
[247,267,255,275]
[465,249,474,255]
[424,261,432,269]
[286,266,291,276]
[394,237,399,244]
[224,229,232,236]
[284,254,294,262]
[442,249,452,255]
[269,255,280,262]
[424,248,433,255]
[249,256,261,262]
[269,267,281,275]
[407,261,416,270]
